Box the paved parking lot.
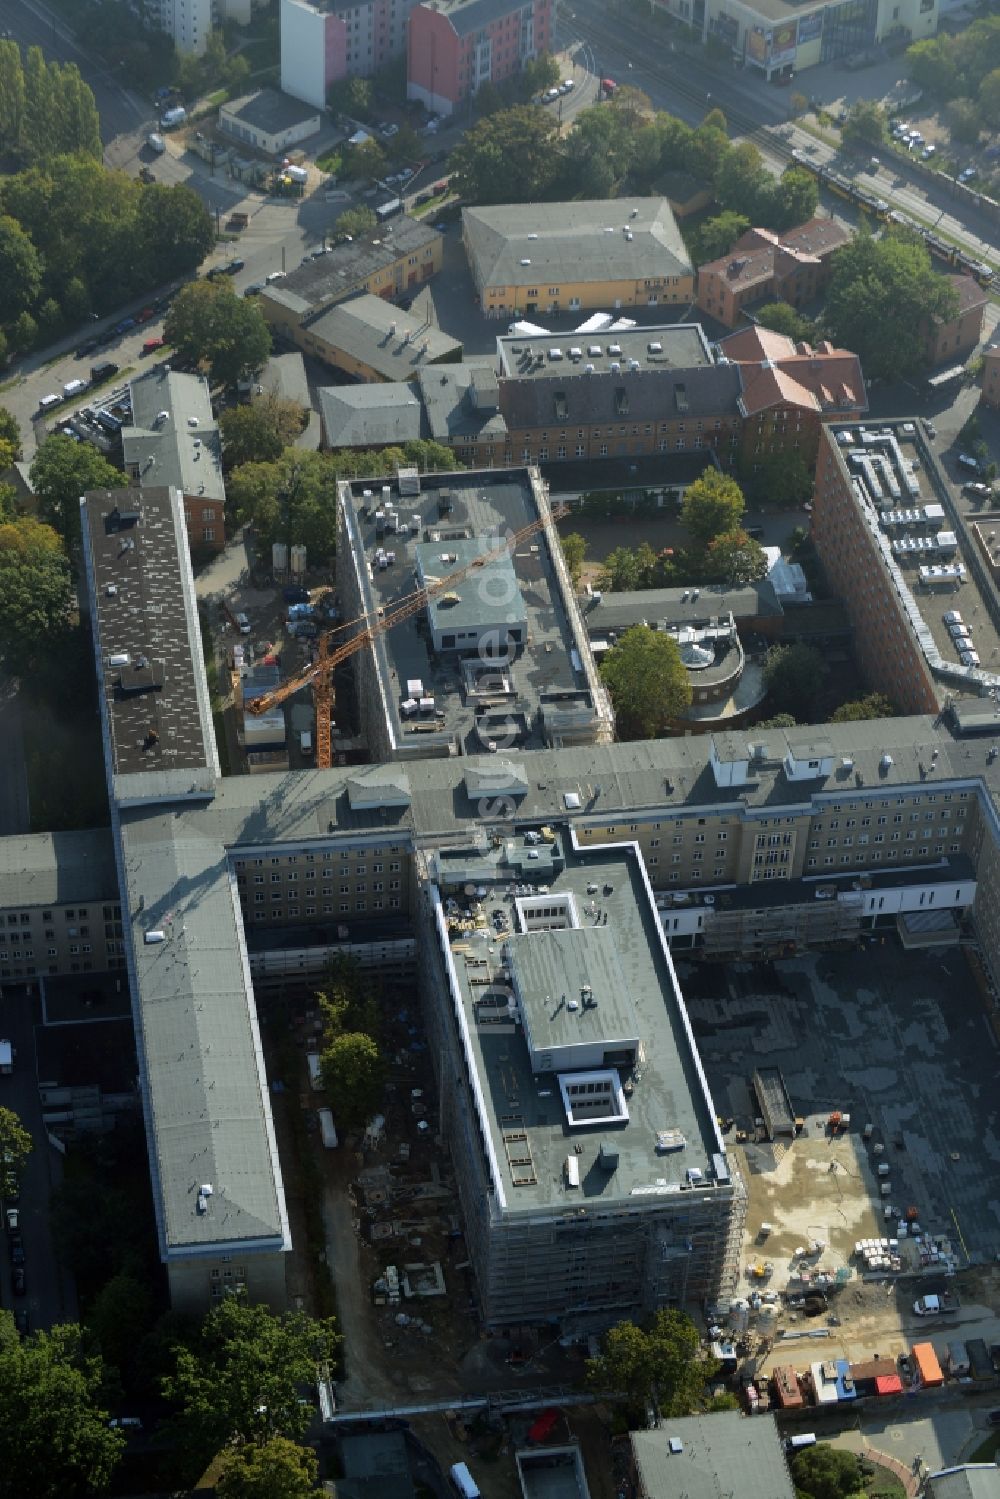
[678,944,1000,1264]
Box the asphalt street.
[0,691,30,837]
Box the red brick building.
[810,423,940,716]
[921,274,988,368]
[407,0,551,117]
[696,219,851,329]
[982,346,1000,409]
[720,325,867,466]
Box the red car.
[142,337,165,356]
[136,307,155,324]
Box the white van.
[39,393,62,412]
[785,1433,817,1453]
[307,1052,323,1091]
[449,1463,481,1499]
[318,1109,338,1149]
[63,377,88,399]
[300,729,313,757]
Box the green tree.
[790,1444,862,1499]
[336,205,377,239]
[228,450,338,562]
[691,210,750,265]
[766,166,819,230]
[0,40,25,155]
[600,625,691,739]
[135,182,215,283]
[448,105,561,204]
[11,311,38,354]
[755,301,814,342]
[948,97,983,145]
[979,68,1000,128]
[53,63,102,162]
[217,1437,319,1499]
[714,141,769,220]
[219,397,305,469]
[520,53,561,99]
[0,215,43,326]
[681,469,746,547]
[823,231,958,381]
[762,642,827,719]
[906,36,959,98]
[841,98,888,151]
[756,713,797,728]
[830,692,895,722]
[21,46,56,161]
[328,75,374,121]
[164,280,272,389]
[560,532,587,585]
[597,541,660,592]
[0,407,23,466]
[586,1310,716,1414]
[163,1300,340,1453]
[0,1312,125,1498]
[0,518,72,665]
[742,450,814,508]
[705,528,767,585]
[343,135,388,182]
[30,437,122,551]
[0,1106,32,1170]
[320,1032,386,1130]
[86,1274,155,1386]
[388,123,421,164]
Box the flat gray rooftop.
[119,803,289,1256]
[630,1413,794,1499]
[439,833,721,1214]
[0,829,118,912]
[339,470,606,755]
[497,323,712,380]
[508,925,637,1054]
[80,486,218,785]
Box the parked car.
[243,284,264,297]
[9,1234,24,1266]
[224,258,245,275]
[235,612,251,635]
[958,453,983,473]
[988,1410,1000,1425]
[283,586,310,604]
[12,1267,25,1296]
[964,482,991,498]
[14,1309,28,1337]
[958,166,977,183]
[76,338,99,359]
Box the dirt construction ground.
[678,943,1000,1371]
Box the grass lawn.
[411,189,450,218]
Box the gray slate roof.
[630,1413,795,1499]
[318,383,424,449]
[417,361,508,443]
[464,198,693,291]
[124,369,224,503]
[267,218,442,314]
[500,365,742,430]
[221,86,320,135]
[304,293,462,380]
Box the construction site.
[677,942,1000,1374]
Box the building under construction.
[335,467,614,762]
[414,827,747,1333]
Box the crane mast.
[244,502,567,768]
